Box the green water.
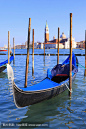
[0,49,86,129]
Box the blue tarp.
[20,53,77,91]
[21,78,59,91]
[20,72,75,91]
[47,52,78,79]
[0,56,14,66]
[62,52,77,67]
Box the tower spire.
[46,20,48,28]
[45,21,49,42]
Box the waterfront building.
[65,38,77,49]
[37,42,43,49]
[4,44,7,49]
[15,44,26,49]
[60,33,77,49]
[25,41,27,48]
[75,41,85,48]
[45,42,64,49]
[81,41,85,48]
[60,32,66,39]
[45,37,64,49]
[34,42,38,48]
[34,22,77,49]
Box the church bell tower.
[45,21,49,42]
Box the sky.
[0,0,86,47]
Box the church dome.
[60,32,66,39]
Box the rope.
[65,83,73,93]
[76,63,86,69]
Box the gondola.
[0,54,14,73]
[7,52,78,108]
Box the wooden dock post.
[84,30,86,76]
[32,29,34,75]
[25,18,31,88]
[69,13,72,96]
[44,41,45,56]
[8,31,10,64]
[13,38,15,63]
[57,27,60,64]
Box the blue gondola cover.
[0,56,14,66]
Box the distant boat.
[0,48,7,52]
[7,52,78,108]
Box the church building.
[44,21,64,49]
[35,21,77,49]
[44,22,76,49]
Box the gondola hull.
[0,65,7,73]
[13,73,76,108]
[0,55,14,73]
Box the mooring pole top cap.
[70,13,73,16]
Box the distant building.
[14,41,32,49]
[34,42,43,49]
[60,32,66,39]
[34,42,38,48]
[44,21,76,49]
[76,41,85,48]
[15,45,21,49]
[45,42,64,49]
[65,38,77,49]
[4,44,7,49]
[25,41,27,48]
[21,45,26,49]
[45,37,64,49]
[81,41,85,48]
[33,22,77,49]
[15,44,26,49]
[76,42,81,48]
[37,42,43,49]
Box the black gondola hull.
[0,55,14,73]
[0,65,7,73]
[13,73,76,108]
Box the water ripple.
[0,49,86,128]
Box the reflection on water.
[0,72,7,78]
[0,49,86,129]
[19,90,69,128]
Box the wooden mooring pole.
[69,13,72,96]
[25,18,31,88]
[32,29,34,75]
[13,38,15,63]
[44,41,45,56]
[8,31,10,64]
[57,27,60,64]
[84,30,86,76]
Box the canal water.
[0,49,86,129]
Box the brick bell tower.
[45,21,49,42]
